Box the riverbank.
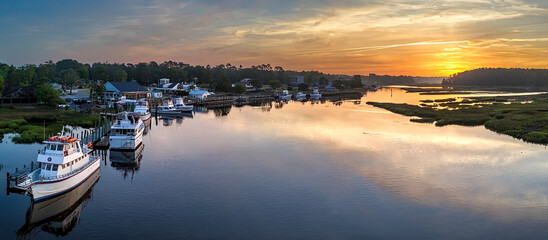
[367,94,548,144]
[0,106,100,143]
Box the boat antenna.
[61,126,65,137]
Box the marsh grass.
[0,107,100,144]
[367,97,548,144]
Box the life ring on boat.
[64,150,68,156]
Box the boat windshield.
[47,144,64,151]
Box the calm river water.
[2,88,548,239]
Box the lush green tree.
[250,79,263,89]
[0,75,4,97]
[333,80,346,90]
[56,59,80,72]
[35,84,65,106]
[319,76,329,87]
[215,75,232,92]
[350,75,363,88]
[90,82,106,101]
[111,68,128,82]
[22,65,36,85]
[78,65,89,80]
[62,69,78,94]
[35,61,56,85]
[269,79,282,89]
[135,62,150,85]
[91,63,108,81]
[298,83,309,91]
[5,65,21,86]
[234,83,246,94]
[0,63,9,77]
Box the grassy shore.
[367,94,548,144]
[0,106,100,144]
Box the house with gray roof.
[104,81,150,100]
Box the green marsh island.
[368,94,548,144]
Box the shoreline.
[367,94,548,145]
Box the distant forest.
[0,59,339,89]
[0,59,422,94]
[442,68,548,86]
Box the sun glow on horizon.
[0,0,547,76]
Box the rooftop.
[109,82,148,93]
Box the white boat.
[294,92,307,100]
[17,169,100,237]
[14,131,100,202]
[172,97,194,112]
[133,99,151,121]
[310,89,322,99]
[279,90,292,100]
[109,112,144,150]
[156,100,182,115]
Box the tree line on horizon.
[0,59,339,90]
[0,59,422,92]
[442,68,548,86]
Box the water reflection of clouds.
[202,98,548,222]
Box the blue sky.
[1,0,548,75]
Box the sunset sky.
[1,0,547,76]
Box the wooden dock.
[192,96,237,107]
[6,162,38,193]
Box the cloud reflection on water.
[177,93,548,223]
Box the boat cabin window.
[52,165,58,171]
[46,164,52,171]
[49,144,56,150]
[56,145,63,151]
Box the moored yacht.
[156,100,182,115]
[133,99,151,120]
[109,112,144,150]
[279,90,292,100]
[13,131,100,202]
[17,169,100,237]
[172,97,194,112]
[294,92,307,100]
[310,89,322,99]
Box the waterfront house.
[49,83,63,91]
[79,103,103,114]
[104,82,150,100]
[159,78,170,86]
[189,90,211,100]
[1,86,37,105]
[239,78,257,91]
[151,91,163,98]
[157,82,180,92]
[289,76,305,86]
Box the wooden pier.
[81,117,113,149]
[6,162,37,193]
[192,96,237,107]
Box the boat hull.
[138,112,151,121]
[156,109,182,115]
[109,133,143,150]
[109,124,144,150]
[176,106,193,112]
[279,95,292,100]
[30,157,100,202]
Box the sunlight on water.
[2,88,548,239]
